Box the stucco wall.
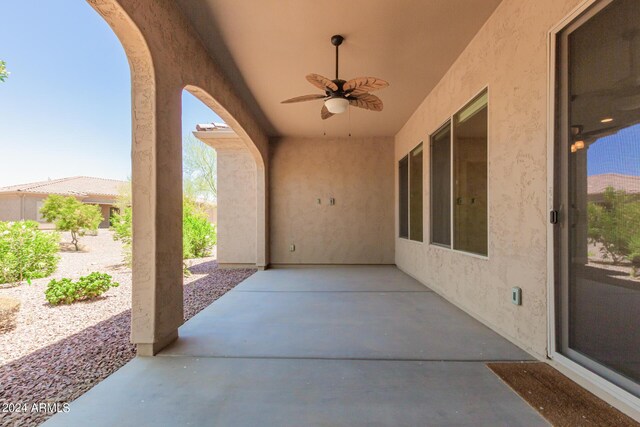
[217,143,257,265]
[0,195,22,222]
[22,196,41,222]
[395,0,583,358]
[0,195,45,223]
[271,136,395,264]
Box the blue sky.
[587,125,640,176]
[0,1,221,188]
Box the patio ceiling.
[175,0,503,138]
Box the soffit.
[176,0,503,137]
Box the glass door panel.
[557,0,640,396]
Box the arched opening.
[183,87,260,269]
[88,1,270,360]
[184,85,268,269]
[0,1,270,421]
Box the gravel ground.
[0,230,255,426]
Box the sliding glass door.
[555,0,640,397]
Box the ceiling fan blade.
[348,93,383,112]
[281,94,326,104]
[306,74,338,92]
[321,104,334,120]
[344,77,389,96]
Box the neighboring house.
[0,176,128,228]
[588,173,640,202]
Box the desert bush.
[40,195,103,251]
[111,199,216,265]
[587,188,640,264]
[0,220,59,284]
[183,200,217,259]
[110,206,132,265]
[0,297,20,333]
[45,272,119,305]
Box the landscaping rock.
[0,229,255,426]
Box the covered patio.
[45,267,546,426]
[33,0,640,422]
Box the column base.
[136,330,178,356]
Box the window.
[453,91,488,256]
[430,122,451,247]
[398,155,409,238]
[428,90,488,256]
[398,143,424,241]
[409,143,424,242]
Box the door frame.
[546,0,640,415]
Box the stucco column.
[131,80,184,356]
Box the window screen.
[398,155,409,238]
[452,91,488,256]
[430,123,451,247]
[409,143,424,242]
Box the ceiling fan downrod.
[331,35,344,81]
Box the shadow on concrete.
[0,264,256,427]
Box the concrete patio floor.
[45,266,548,426]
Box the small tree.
[183,135,217,203]
[40,195,103,251]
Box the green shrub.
[110,206,132,265]
[112,199,217,264]
[0,220,59,284]
[183,200,217,259]
[587,187,640,264]
[45,272,119,305]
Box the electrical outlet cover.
[511,287,522,305]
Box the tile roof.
[195,122,230,131]
[587,173,640,195]
[0,176,129,197]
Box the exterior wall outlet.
[511,287,522,305]
[289,244,295,252]
[329,197,335,206]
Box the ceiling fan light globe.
[325,97,349,114]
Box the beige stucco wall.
[395,0,583,358]
[0,194,47,224]
[217,141,257,265]
[271,136,395,264]
[22,196,42,222]
[0,195,23,222]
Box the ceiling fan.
[281,35,389,120]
